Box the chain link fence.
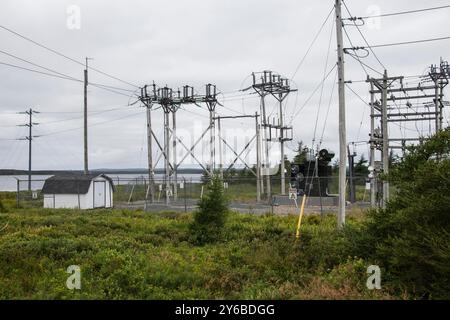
[13,174,371,209]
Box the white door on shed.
[93,181,106,208]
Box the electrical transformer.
[290,149,335,197]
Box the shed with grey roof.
[42,174,114,209]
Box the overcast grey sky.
[0,0,449,170]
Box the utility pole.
[205,84,217,177]
[164,106,171,205]
[369,81,376,208]
[210,110,215,176]
[279,93,286,195]
[367,72,403,208]
[335,0,347,228]
[381,70,389,208]
[172,107,178,200]
[365,60,449,208]
[18,108,39,192]
[158,86,172,206]
[139,84,156,206]
[261,92,271,200]
[429,59,449,133]
[146,102,155,203]
[218,116,224,180]
[347,144,356,203]
[248,71,295,201]
[83,57,89,175]
[255,112,261,202]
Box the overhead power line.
[0,49,137,93]
[290,6,334,80]
[0,61,80,82]
[0,60,138,98]
[345,4,450,20]
[347,36,450,50]
[0,24,139,88]
[342,1,386,71]
[289,63,337,124]
[37,110,145,137]
[0,49,81,82]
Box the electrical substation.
[2,1,450,227]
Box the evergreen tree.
[354,154,369,183]
[293,141,308,164]
[190,175,229,244]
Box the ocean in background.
[0,173,202,192]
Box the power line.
[37,110,145,137]
[0,60,138,98]
[349,36,450,50]
[345,81,422,133]
[319,70,338,145]
[0,61,81,82]
[0,24,139,88]
[289,63,337,124]
[37,105,135,114]
[290,6,334,80]
[0,49,81,82]
[34,106,135,125]
[0,49,138,93]
[346,83,367,141]
[342,1,386,71]
[312,16,335,145]
[90,83,139,98]
[345,4,450,20]
[345,52,383,76]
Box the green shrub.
[190,175,229,244]
[354,128,450,299]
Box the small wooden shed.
[42,174,114,209]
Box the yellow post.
[295,194,307,239]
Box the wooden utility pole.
[18,108,39,192]
[279,93,286,195]
[218,116,224,180]
[367,72,404,208]
[164,108,171,205]
[347,144,356,203]
[172,109,178,200]
[255,112,261,202]
[27,108,33,191]
[261,93,271,201]
[335,0,347,228]
[146,104,155,203]
[83,57,89,175]
[381,70,389,208]
[369,81,377,208]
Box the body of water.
[0,173,202,192]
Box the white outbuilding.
[42,174,115,209]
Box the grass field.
[0,204,396,300]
